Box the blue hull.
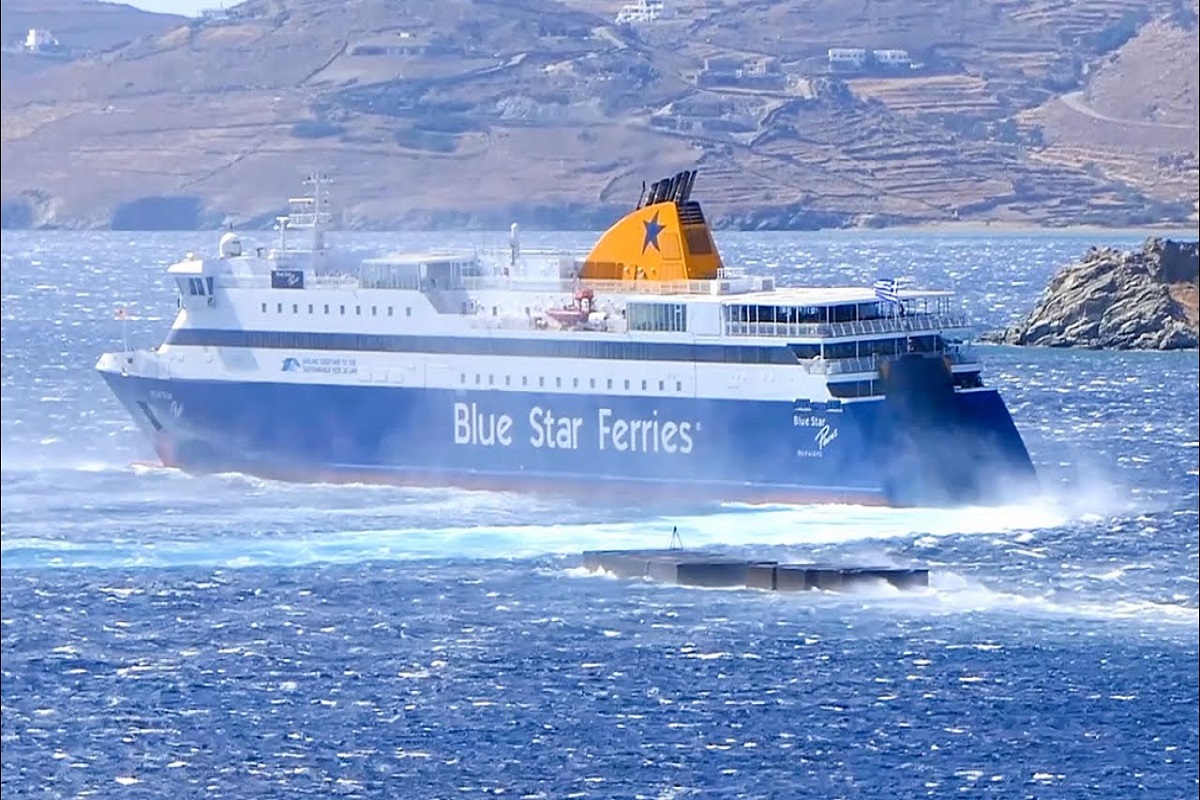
[100,369,1038,507]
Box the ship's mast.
[287,173,332,254]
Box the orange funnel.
[579,169,723,282]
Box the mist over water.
[2,229,1197,798]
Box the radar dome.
[218,231,243,258]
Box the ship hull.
[99,371,1037,507]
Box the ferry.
[96,170,1038,506]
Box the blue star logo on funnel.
[642,211,664,254]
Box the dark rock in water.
[993,237,1199,350]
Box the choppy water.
[2,229,1198,799]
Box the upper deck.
[165,170,975,351]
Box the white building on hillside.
[827,48,866,68]
[873,49,911,68]
[616,0,667,24]
[24,28,60,52]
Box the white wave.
[925,571,1199,627]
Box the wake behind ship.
[96,170,1038,506]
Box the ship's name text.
[453,402,695,454]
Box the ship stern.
[873,353,1038,507]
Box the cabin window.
[356,306,361,316]
[829,304,862,323]
[505,375,511,386]
[522,376,528,387]
[539,377,545,388]
[460,373,466,385]
[308,304,314,314]
[475,374,481,385]
[372,306,377,316]
[627,302,687,332]
[658,380,665,391]
[340,305,346,315]
[406,307,412,317]
[388,306,394,317]
[556,377,562,388]
[641,380,648,391]
[607,379,613,390]
[277,303,283,313]
[324,304,330,314]
[261,302,267,313]
[624,380,630,390]
[676,381,683,392]
[722,305,825,326]
[572,378,579,389]
[488,374,494,386]
[590,378,596,389]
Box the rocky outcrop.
[996,237,1199,350]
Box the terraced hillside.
[0,0,1196,229]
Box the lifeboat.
[545,287,596,329]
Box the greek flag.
[873,278,900,304]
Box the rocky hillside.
[1,0,1197,230]
[995,238,1199,350]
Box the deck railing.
[797,347,980,376]
[723,313,972,340]
[459,275,767,296]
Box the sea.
[1,228,1198,799]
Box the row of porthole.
[262,302,414,318]
[460,374,686,393]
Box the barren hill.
[1,0,185,79]
[1,0,1197,230]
